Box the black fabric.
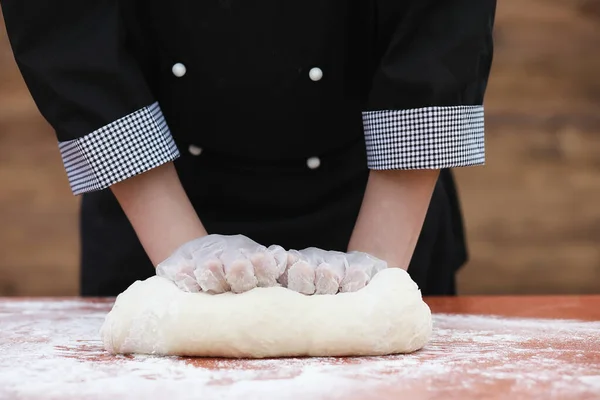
[2,0,495,161]
[366,0,496,110]
[1,0,155,141]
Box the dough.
[100,268,432,358]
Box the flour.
[0,300,599,400]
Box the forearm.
[111,162,207,266]
[348,169,440,270]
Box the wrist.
[348,169,439,269]
[111,162,207,266]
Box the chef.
[1,0,496,297]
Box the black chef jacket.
[1,0,496,296]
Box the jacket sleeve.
[1,0,179,194]
[363,0,496,170]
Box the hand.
[281,248,388,295]
[156,234,287,294]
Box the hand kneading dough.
[100,268,432,358]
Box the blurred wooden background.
[1,0,599,296]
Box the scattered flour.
[0,299,599,400]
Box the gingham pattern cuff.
[363,106,485,170]
[58,102,180,195]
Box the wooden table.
[1,296,599,400]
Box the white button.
[309,67,323,82]
[172,63,187,77]
[306,156,321,169]
[188,144,202,156]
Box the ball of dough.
[100,268,432,358]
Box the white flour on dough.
[100,268,432,358]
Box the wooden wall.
[1,0,599,296]
[456,0,600,294]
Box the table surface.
[1,295,599,400]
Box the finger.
[156,259,201,293]
[251,245,288,287]
[295,248,345,295]
[249,251,280,287]
[340,251,387,293]
[371,257,388,277]
[222,256,258,293]
[340,268,370,293]
[277,251,299,288]
[315,260,345,295]
[268,244,289,277]
[194,257,230,294]
[287,259,316,295]
[174,269,201,293]
[340,252,372,293]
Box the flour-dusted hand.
[281,248,388,295]
[156,234,287,294]
[282,249,317,295]
[340,251,388,293]
[283,248,344,295]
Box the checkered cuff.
[363,106,485,170]
[58,102,180,195]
